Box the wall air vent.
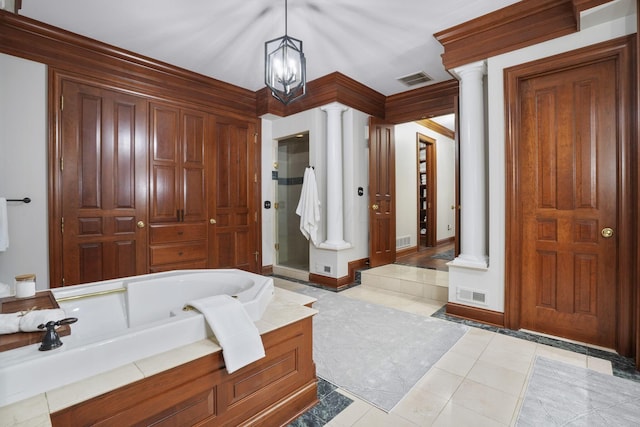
[397,71,433,87]
[396,235,411,248]
[457,287,487,305]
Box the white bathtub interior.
[0,269,274,407]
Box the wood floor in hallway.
[395,241,454,271]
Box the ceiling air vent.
[397,71,433,87]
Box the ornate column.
[319,103,350,250]
[450,61,488,269]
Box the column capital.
[451,60,486,80]
[320,102,349,113]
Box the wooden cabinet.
[51,73,262,285]
[149,103,209,271]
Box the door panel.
[61,80,147,285]
[368,118,395,267]
[518,59,617,348]
[149,104,180,223]
[210,118,259,272]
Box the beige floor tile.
[352,406,418,427]
[534,344,587,368]
[478,344,535,374]
[392,389,449,426]
[434,350,477,377]
[488,333,537,356]
[587,356,613,375]
[449,379,519,425]
[273,278,306,291]
[449,334,491,359]
[433,401,508,427]
[465,359,528,397]
[412,367,464,400]
[328,391,372,427]
[401,299,445,317]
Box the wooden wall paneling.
[0,11,256,118]
[257,72,386,118]
[385,80,458,124]
[435,0,581,71]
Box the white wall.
[448,2,637,312]
[0,54,49,289]
[395,122,456,248]
[261,104,370,279]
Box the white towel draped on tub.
[187,295,265,374]
[0,197,8,251]
[295,167,320,246]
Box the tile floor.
[275,268,638,427]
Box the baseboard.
[396,246,417,258]
[446,302,505,327]
[309,273,352,290]
[437,236,455,246]
[261,265,273,276]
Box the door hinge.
[254,212,257,222]
[60,157,64,171]
[254,173,258,183]
[275,243,280,250]
[254,133,258,143]
[62,277,65,286]
[60,95,64,111]
[274,202,279,209]
[61,217,64,234]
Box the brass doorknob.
[371,204,379,211]
[209,218,216,224]
[136,221,145,229]
[601,227,614,238]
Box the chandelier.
[264,0,306,104]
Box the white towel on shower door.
[187,294,265,374]
[295,167,320,246]
[0,198,8,251]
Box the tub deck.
[1,287,318,426]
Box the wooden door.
[60,79,148,285]
[149,103,207,224]
[517,58,618,348]
[368,117,395,267]
[209,117,260,272]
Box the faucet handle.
[37,317,78,351]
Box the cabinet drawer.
[150,223,207,244]
[150,241,207,266]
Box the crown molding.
[434,0,614,71]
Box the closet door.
[148,103,208,271]
[59,79,148,286]
[209,117,260,272]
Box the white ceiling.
[19,0,521,96]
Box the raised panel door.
[518,59,617,348]
[60,79,147,285]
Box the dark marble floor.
[288,377,353,426]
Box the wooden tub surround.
[1,288,318,427]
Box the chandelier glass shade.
[264,0,306,104]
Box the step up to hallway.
[360,264,449,303]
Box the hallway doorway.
[275,133,310,271]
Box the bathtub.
[0,269,274,407]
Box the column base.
[318,240,352,251]
[447,253,489,270]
